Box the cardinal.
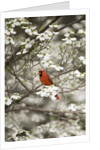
[38,70,59,100]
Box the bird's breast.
[40,76,51,86]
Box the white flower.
[78,56,86,65]
[50,93,57,101]
[49,24,59,29]
[11,94,21,100]
[50,64,63,71]
[70,31,75,35]
[36,85,59,101]
[5,36,15,45]
[23,26,38,36]
[78,29,85,34]
[40,53,53,67]
[5,28,16,35]
[36,89,50,97]
[62,37,75,44]
[41,60,53,67]
[64,33,70,37]
[37,53,44,58]
[43,53,51,60]
[64,31,75,38]
[53,32,59,35]
[83,60,86,65]
[39,53,63,71]
[5,97,12,105]
[36,30,53,41]
[68,103,78,111]
[6,18,31,29]
[15,18,31,25]
[71,37,76,41]
[45,30,53,36]
[62,31,76,44]
[74,70,81,78]
[21,38,34,49]
[74,70,85,78]
[79,56,84,61]
[47,85,59,92]
[36,33,46,41]
[65,39,72,44]
[16,49,28,55]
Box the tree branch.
[5,106,85,115]
[56,16,85,32]
[39,16,61,33]
[8,69,30,92]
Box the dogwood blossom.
[22,26,38,36]
[5,28,16,35]
[62,30,76,45]
[36,85,59,101]
[6,18,31,28]
[16,49,28,55]
[50,64,63,71]
[5,97,12,105]
[11,93,21,100]
[36,33,50,41]
[39,53,63,71]
[74,70,85,78]
[78,56,86,65]
[62,37,76,44]
[64,32,70,37]
[21,38,34,49]
[78,29,85,34]
[64,31,75,38]
[5,36,15,45]
[68,103,79,111]
[53,32,59,35]
[49,24,59,29]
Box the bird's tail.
[55,94,60,100]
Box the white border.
[0,9,90,150]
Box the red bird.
[38,70,59,100]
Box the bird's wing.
[47,74,53,84]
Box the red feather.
[38,70,59,100]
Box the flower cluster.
[21,38,34,49]
[36,85,59,100]
[37,53,63,71]
[34,119,85,138]
[5,36,15,45]
[5,18,31,45]
[11,93,21,100]
[16,38,35,55]
[74,70,85,79]
[6,18,31,29]
[62,30,76,44]
[5,93,21,106]
[68,103,79,111]
[36,30,59,42]
[66,103,86,113]
[5,28,16,36]
[22,26,38,36]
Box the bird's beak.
[38,72,40,75]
